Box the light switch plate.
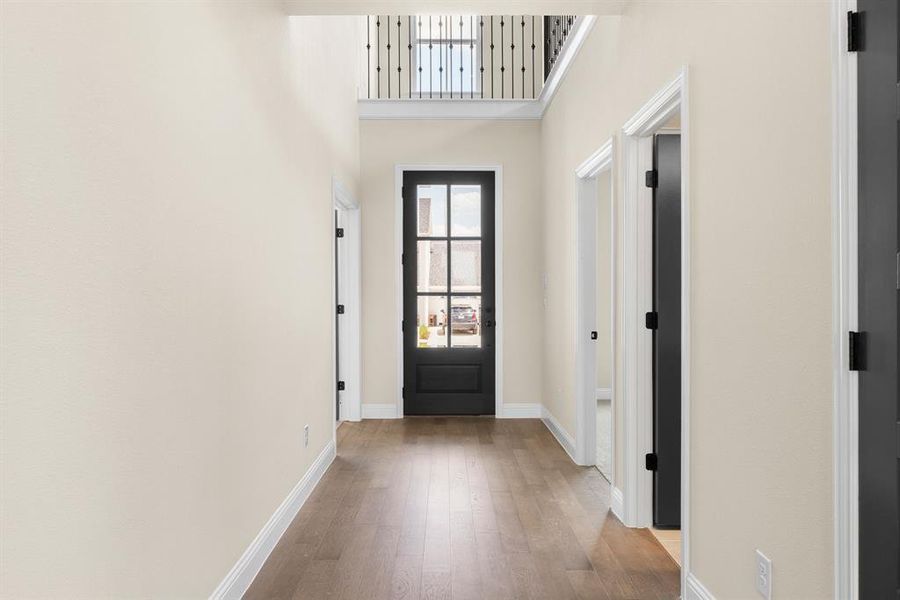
[755,549,772,599]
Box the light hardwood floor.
[245,418,680,600]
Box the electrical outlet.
[303,425,309,448]
[755,549,772,599]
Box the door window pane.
[417,240,447,293]
[417,185,447,237]
[416,295,448,348]
[451,240,481,292]
[451,185,481,236]
[450,296,481,348]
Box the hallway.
[246,418,680,599]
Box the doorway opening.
[574,138,615,484]
[333,177,362,423]
[401,170,497,415]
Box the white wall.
[541,2,832,598]
[0,4,359,597]
[359,120,543,414]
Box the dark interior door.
[857,1,899,595]
[651,134,681,529]
[403,171,496,415]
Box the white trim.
[610,486,625,521]
[684,573,716,600]
[831,0,858,598]
[541,406,577,463]
[499,402,542,418]
[358,16,596,121]
[361,403,401,419]
[574,137,616,469]
[596,387,611,401]
[575,137,614,179]
[359,99,542,120]
[619,69,691,599]
[209,440,336,599]
[334,177,362,422]
[394,165,504,418]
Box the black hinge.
[337,304,345,314]
[645,453,658,471]
[590,331,598,340]
[401,320,404,333]
[849,331,865,371]
[401,252,405,265]
[847,11,861,52]
[645,311,658,330]
[337,380,346,391]
[336,227,344,238]
[402,386,405,398]
[645,170,658,188]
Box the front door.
[651,134,681,529]
[402,170,496,415]
[857,0,899,595]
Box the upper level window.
[415,16,480,96]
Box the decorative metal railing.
[362,15,578,100]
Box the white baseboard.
[610,486,625,521]
[361,403,399,419]
[684,573,716,600]
[596,387,611,401]
[541,406,577,463]
[499,402,542,418]
[209,439,336,599]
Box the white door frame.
[831,0,858,597]
[333,176,362,423]
[619,68,691,592]
[393,164,505,418]
[574,138,615,470]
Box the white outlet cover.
[755,549,772,599]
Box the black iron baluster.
[520,17,525,99]
[366,16,371,99]
[408,16,412,99]
[449,15,453,98]
[439,16,443,99]
[500,16,505,99]
[531,16,535,97]
[459,16,464,96]
[470,16,474,98]
[429,17,433,98]
[479,17,485,99]
[386,15,391,98]
[397,16,401,98]
[376,16,381,98]
[510,15,515,99]
[490,16,495,99]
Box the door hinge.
[401,320,404,333]
[590,331,598,340]
[337,304,345,314]
[849,330,865,371]
[336,227,344,238]
[645,453,658,471]
[645,170,658,189]
[401,252,405,265]
[337,380,346,391]
[402,386,405,398]
[645,311,658,330]
[896,251,899,290]
[847,11,861,52]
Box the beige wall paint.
[541,2,832,598]
[359,120,542,412]
[0,4,359,597]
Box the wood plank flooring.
[245,418,680,600]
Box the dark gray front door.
[652,134,681,529]
[857,0,899,596]
[402,171,496,415]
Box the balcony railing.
[362,14,578,100]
